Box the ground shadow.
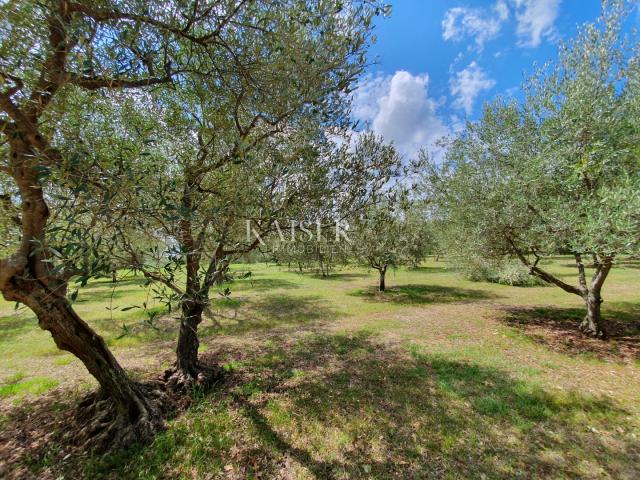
[616,258,640,270]
[74,285,146,303]
[201,293,336,337]
[501,303,640,362]
[0,388,80,479]
[84,278,147,288]
[307,272,370,281]
[226,335,637,479]
[73,332,640,479]
[0,311,35,344]
[231,277,300,292]
[562,258,640,270]
[406,265,447,273]
[350,284,498,305]
[560,258,640,271]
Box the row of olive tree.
[266,187,436,292]
[424,2,639,338]
[0,0,392,450]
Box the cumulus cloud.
[450,62,496,115]
[352,71,449,157]
[442,0,509,50]
[442,0,561,49]
[512,0,561,47]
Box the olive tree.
[350,165,431,292]
[352,207,431,291]
[0,0,341,449]
[113,119,399,390]
[426,3,639,337]
[101,1,393,389]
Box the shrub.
[453,256,543,287]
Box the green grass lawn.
[0,257,639,479]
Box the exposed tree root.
[75,381,173,454]
[163,362,225,393]
[579,317,607,339]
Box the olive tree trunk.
[175,300,205,378]
[576,254,611,339]
[580,287,605,338]
[165,233,227,390]
[0,141,166,451]
[514,248,612,338]
[379,267,387,292]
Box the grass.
[1,257,639,478]
[349,283,497,304]
[0,372,59,399]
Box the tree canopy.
[425,3,639,337]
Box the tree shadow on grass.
[616,258,640,270]
[231,277,301,292]
[201,294,337,337]
[0,388,82,479]
[226,334,638,479]
[0,311,35,345]
[501,303,640,362]
[560,259,640,270]
[407,265,447,273]
[350,284,498,305]
[73,285,145,303]
[84,278,146,288]
[5,332,640,479]
[307,272,370,281]
[85,332,639,479]
[69,277,152,304]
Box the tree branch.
[591,254,614,291]
[67,73,173,90]
[574,253,588,292]
[508,237,583,296]
[65,1,245,46]
[138,267,184,296]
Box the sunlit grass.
[1,257,639,478]
[86,332,640,479]
[0,372,58,399]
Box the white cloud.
[352,71,449,157]
[450,62,496,115]
[352,75,390,124]
[443,0,561,49]
[512,0,561,47]
[442,1,509,50]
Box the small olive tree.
[351,191,431,291]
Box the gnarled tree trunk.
[19,285,167,450]
[0,139,167,452]
[576,254,611,339]
[513,246,612,339]
[164,205,225,391]
[175,301,204,377]
[165,293,224,391]
[580,288,606,339]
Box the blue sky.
[352,0,638,157]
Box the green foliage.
[426,2,639,288]
[453,256,545,287]
[491,260,545,287]
[351,189,434,274]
